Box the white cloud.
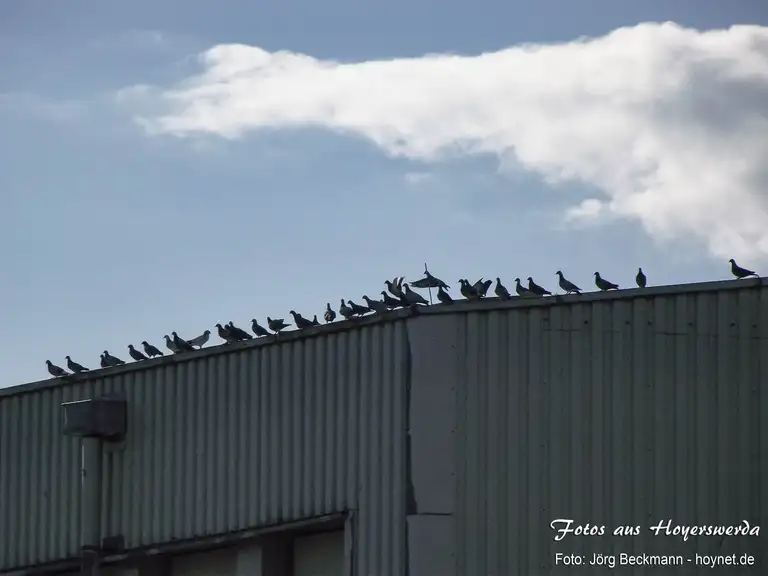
[566,198,604,222]
[122,22,768,260]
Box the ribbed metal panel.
[0,321,407,574]
[455,284,767,575]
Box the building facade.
[1,278,766,576]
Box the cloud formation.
[124,22,768,260]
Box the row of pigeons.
[44,259,760,379]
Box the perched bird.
[99,353,109,368]
[46,360,68,378]
[65,355,89,373]
[381,291,402,309]
[403,284,429,305]
[474,279,492,298]
[410,271,449,290]
[729,259,758,279]
[227,322,252,341]
[339,299,354,320]
[324,303,336,323]
[290,310,314,329]
[172,332,195,352]
[527,277,552,296]
[556,271,581,294]
[216,323,238,344]
[348,300,370,316]
[494,278,511,300]
[142,340,164,357]
[311,315,320,327]
[514,278,532,297]
[636,268,647,288]
[437,285,453,304]
[459,279,479,300]
[363,295,389,314]
[164,334,180,353]
[267,317,290,334]
[251,319,270,337]
[187,330,211,348]
[128,345,148,361]
[103,350,125,366]
[594,272,619,291]
[385,278,404,299]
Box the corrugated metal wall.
[454,283,768,575]
[0,321,407,574]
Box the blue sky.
[1,0,767,387]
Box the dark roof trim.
[1,276,763,399]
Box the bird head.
[172,331,179,337]
[638,267,643,273]
[164,335,170,340]
[128,345,134,350]
[340,298,345,305]
[527,277,533,282]
[326,302,331,309]
[103,350,109,355]
[65,355,71,360]
[556,271,563,276]
[141,340,148,346]
[267,317,273,322]
[203,330,211,336]
[514,278,520,283]
[594,272,600,277]
[496,277,501,282]
[227,322,235,327]
[290,310,297,315]
[381,291,387,297]
[251,318,257,324]
[46,360,52,365]
[363,295,370,302]
[728,259,735,264]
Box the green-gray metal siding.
[0,321,407,574]
[454,282,767,575]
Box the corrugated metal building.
[1,278,766,576]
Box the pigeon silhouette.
[339,299,354,320]
[142,341,163,357]
[594,272,619,291]
[128,345,148,361]
[324,303,336,323]
[437,285,453,304]
[187,330,211,348]
[385,279,404,299]
[403,284,429,305]
[99,353,109,368]
[380,291,402,309]
[514,278,531,297]
[348,300,370,316]
[555,271,581,294]
[164,335,180,353]
[290,310,314,329]
[411,271,449,290]
[363,295,389,314]
[65,356,89,373]
[527,277,551,296]
[103,351,125,366]
[251,319,270,337]
[216,323,237,343]
[459,279,479,300]
[636,268,647,288]
[267,317,290,334]
[729,259,758,279]
[46,360,68,377]
[228,322,253,340]
[494,278,511,301]
[474,279,492,298]
[311,314,320,326]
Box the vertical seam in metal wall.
[403,321,415,576]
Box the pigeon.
[339,299,354,320]
[103,351,125,366]
[363,295,389,314]
[251,319,270,337]
[380,291,402,309]
[636,268,647,288]
[348,300,370,316]
[324,303,336,323]
[267,317,290,334]
[311,315,320,327]
[555,271,581,294]
[142,340,164,357]
[403,284,429,305]
[187,330,211,348]
[128,345,148,361]
[216,323,238,344]
[473,279,492,298]
[227,322,253,341]
[494,278,511,301]
[385,278,404,299]
[172,332,195,352]
[729,259,758,279]
[290,310,314,329]
[65,355,89,373]
[527,277,552,296]
[99,353,109,368]
[459,279,480,300]
[437,285,453,304]
[46,360,69,377]
[410,271,449,290]
[514,278,532,297]
[164,335,180,353]
[594,272,619,291]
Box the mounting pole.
[424,262,433,305]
